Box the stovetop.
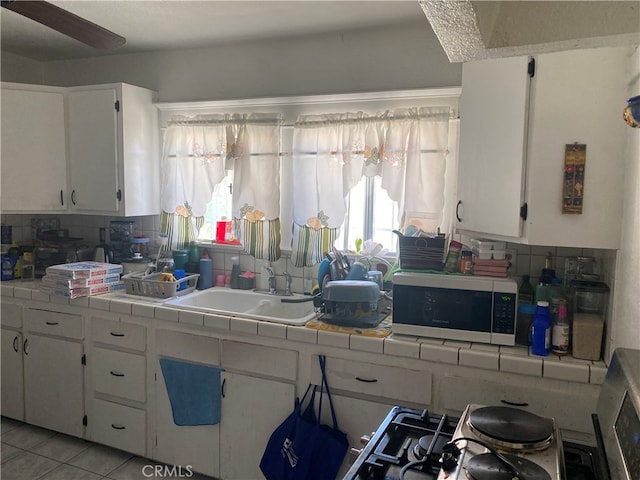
[438,404,564,480]
[343,406,459,480]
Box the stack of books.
[472,258,510,278]
[40,261,124,299]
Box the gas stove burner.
[464,453,552,480]
[468,406,553,452]
[413,435,435,460]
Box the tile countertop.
[1,282,607,386]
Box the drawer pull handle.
[501,400,528,407]
[110,370,125,377]
[45,321,59,326]
[111,424,126,430]
[221,378,226,398]
[355,376,378,383]
[110,332,125,337]
[13,335,19,352]
[23,338,29,355]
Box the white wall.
[35,21,461,102]
[1,51,43,84]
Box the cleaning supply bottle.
[531,301,552,356]
[230,256,240,289]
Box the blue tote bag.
[260,355,348,480]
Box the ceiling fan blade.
[1,0,126,50]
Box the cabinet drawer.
[222,341,297,382]
[92,347,146,402]
[25,309,83,339]
[156,330,220,366]
[91,317,146,351]
[310,356,431,405]
[90,399,146,457]
[1,302,21,328]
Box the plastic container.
[230,256,240,289]
[198,258,213,290]
[443,240,462,272]
[172,249,189,271]
[21,251,34,281]
[531,301,552,356]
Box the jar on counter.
[444,240,462,272]
[459,250,473,274]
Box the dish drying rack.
[122,271,199,298]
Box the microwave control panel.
[492,292,517,334]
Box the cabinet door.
[219,372,295,480]
[1,328,24,421]
[330,395,395,478]
[1,88,67,212]
[23,333,84,437]
[67,88,120,213]
[154,357,220,478]
[524,47,628,248]
[457,56,531,237]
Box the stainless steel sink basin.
[162,288,318,325]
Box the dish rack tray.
[122,272,199,298]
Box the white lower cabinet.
[86,315,148,455]
[330,395,396,477]
[90,399,146,456]
[23,332,85,437]
[154,330,221,478]
[219,372,296,480]
[23,308,85,438]
[1,327,24,420]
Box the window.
[158,88,460,260]
[337,176,399,253]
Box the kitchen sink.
[162,288,318,325]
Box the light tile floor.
[1,417,215,480]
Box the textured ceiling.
[420,0,640,62]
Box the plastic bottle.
[518,275,535,304]
[230,256,240,289]
[552,301,570,355]
[531,301,552,356]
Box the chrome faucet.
[264,265,276,294]
[283,271,292,296]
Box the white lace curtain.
[291,107,452,267]
[160,114,282,260]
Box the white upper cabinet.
[456,46,629,249]
[67,83,160,216]
[1,82,159,216]
[1,85,68,212]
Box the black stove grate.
[343,407,459,480]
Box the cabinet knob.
[349,447,363,459]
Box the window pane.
[371,176,399,253]
[197,170,234,241]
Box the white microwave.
[392,272,518,346]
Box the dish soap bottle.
[531,301,552,356]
